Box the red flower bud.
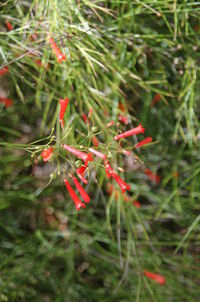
[64,179,86,210]
[0,66,9,76]
[134,137,152,148]
[49,37,66,63]
[151,93,161,106]
[5,20,13,31]
[0,98,13,108]
[72,177,90,203]
[133,200,141,208]
[144,270,165,285]
[59,98,69,128]
[63,144,93,162]
[111,172,130,193]
[114,124,145,140]
[81,113,89,124]
[41,147,54,162]
[92,136,99,147]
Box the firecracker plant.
[0,1,200,301]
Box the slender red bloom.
[112,172,131,193]
[133,200,141,208]
[0,66,9,76]
[0,98,13,108]
[89,148,107,160]
[49,37,66,62]
[145,169,160,184]
[144,270,166,285]
[114,124,145,140]
[106,120,115,127]
[81,113,89,124]
[5,20,13,31]
[134,137,152,148]
[59,98,69,128]
[72,176,90,203]
[119,115,129,125]
[63,144,93,162]
[92,136,99,147]
[151,93,161,107]
[41,147,54,162]
[64,179,86,210]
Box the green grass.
[0,1,200,301]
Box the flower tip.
[87,153,93,162]
[58,54,67,62]
[139,124,145,133]
[76,202,86,211]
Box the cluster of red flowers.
[40,95,159,210]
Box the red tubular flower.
[119,115,129,125]
[81,113,89,124]
[145,169,160,184]
[92,136,99,147]
[63,144,93,162]
[41,147,54,162]
[112,172,131,193]
[106,120,115,127]
[0,66,9,76]
[151,93,161,107]
[64,179,86,210]
[0,98,13,108]
[89,148,107,160]
[5,20,13,31]
[144,270,166,285]
[114,124,145,140]
[49,37,66,63]
[59,98,69,128]
[134,137,152,148]
[133,200,141,208]
[72,176,90,203]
